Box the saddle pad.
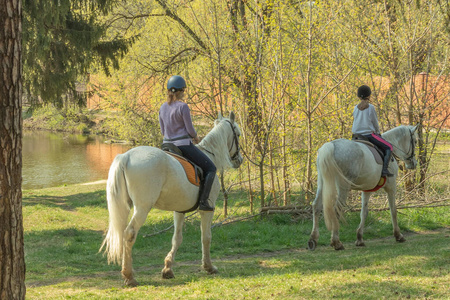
[354,140,383,165]
[165,151,200,186]
[364,176,387,192]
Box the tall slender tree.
[0,0,26,299]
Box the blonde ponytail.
[167,90,184,104]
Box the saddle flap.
[163,151,202,186]
[352,139,383,165]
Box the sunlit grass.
[22,181,449,299]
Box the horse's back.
[111,146,199,211]
[318,139,365,169]
[318,139,382,188]
[121,146,166,168]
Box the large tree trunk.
[0,0,26,299]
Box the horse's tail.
[99,154,131,265]
[318,142,349,231]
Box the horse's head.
[217,112,243,169]
[389,125,419,170]
[405,124,419,169]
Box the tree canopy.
[22,0,135,107]
[23,0,450,206]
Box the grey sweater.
[351,104,380,135]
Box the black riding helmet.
[357,85,371,99]
[167,75,187,93]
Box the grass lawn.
[23,182,449,299]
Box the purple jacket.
[159,101,197,146]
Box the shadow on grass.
[23,190,107,210]
[26,229,449,298]
[25,217,449,290]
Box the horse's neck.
[381,131,394,144]
[383,126,409,151]
[197,144,217,164]
[198,125,229,170]
[382,127,401,144]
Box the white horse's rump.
[100,112,242,286]
[309,125,419,251]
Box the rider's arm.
[181,103,198,141]
[158,108,165,136]
[370,105,380,134]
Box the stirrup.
[199,202,214,211]
[382,170,394,177]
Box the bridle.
[225,120,241,161]
[200,120,240,161]
[392,129,416,163]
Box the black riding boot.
[198,172,215,211]
[382,149,394,177]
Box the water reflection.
[22,130,132,189]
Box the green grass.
[23,183,449,299]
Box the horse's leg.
[122,207,150,287]
[162,212,185,279]
[356,191,372,247]
[200,210,218,274]
[308,179,323,251]
[385,184,406,243]
[329,186,347,251]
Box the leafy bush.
[24,105,95,134]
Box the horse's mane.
[198,117,240,171]
[383,125,417,145]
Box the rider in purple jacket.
[159,75,216,211]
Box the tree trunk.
[220,171,228,217]
[305,7,313,201]
[281,97,290,206]
[246,161,254,213]
[259,161,265,208]
[269,142,277,206]
[0,0,26,299]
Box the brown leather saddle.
[161,143,202,187]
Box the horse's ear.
[413,123,420,133]
[218,112,223,120]
[229,111,235,122]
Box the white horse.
[308,125,419,251]
[100,112,243,286]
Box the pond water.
[22,130,132,190]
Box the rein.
[202,148,215,157]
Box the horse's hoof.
[162,268,175,279]
[331,242,345,250]
[308,239,317,251]
[396,236,406,243]
[203,263,219,274]
[204,265,218,275]
[355,241,366,247]
[124,278,138,287]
